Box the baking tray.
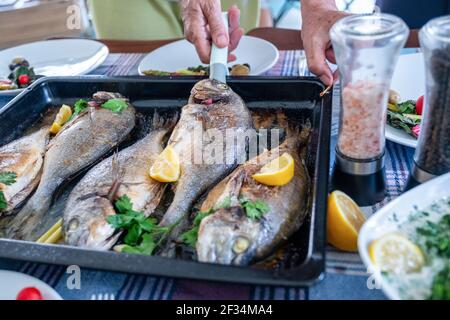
[0,76,331,287]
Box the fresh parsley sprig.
[107,195,175,255]
[239,197,269,220]
[0,171,17,211]
[180,196,269,247]
[101,99,128,113]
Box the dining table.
[0,27,420,300]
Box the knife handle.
[210,12,229,81]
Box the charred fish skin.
[0,127,49,215]
[63,122,169,250]
[7,93,136,240]
[159,79,253,240]
[197,125,310,266]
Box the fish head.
[190,79,233,104]
[196,206,262,266]
[64,197,119,250]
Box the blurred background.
[0,0,376,49]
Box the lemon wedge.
[149,146,180,182]
[369,233,424,274]
[252,153,295,186]
[327,190,366,252]
[49,123,62,135]
[50,104,72,134]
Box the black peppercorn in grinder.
[329,14,408,206]
[405,16,450,191]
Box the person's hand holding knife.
[181,0,244,64]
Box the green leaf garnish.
[69,99,88,120]
[416,214,450,258]
[107,195,176,255]
[180,209,214,247]
[0,172,17,186]
[0,191,7,211]
[429,264,450,300]
[239,197,269,220]
[101,99,128,113]
[0,172,17,211]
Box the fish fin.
[150,111,179,132]
[107,151,124,201]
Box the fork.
[90,293,116,300]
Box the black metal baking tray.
[0,76,331,287]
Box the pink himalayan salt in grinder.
[330,14,408,206]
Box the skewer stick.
[319,85,332,97]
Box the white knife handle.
[210,12,229,80]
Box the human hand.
[301,1,349,85]
[181,0,245,63]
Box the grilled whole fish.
[7,92,136,240]
[159,79,253,246]
[0,127,49,215]
[63,119,170,249]
[196,123,310,265]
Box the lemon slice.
[50,104,72,134]
[149,146,180,182]
[252,153,295,186]
[327,190,366,252]
[369,233,424,274]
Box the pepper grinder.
[330,14,408,206]
[405,16,450,190]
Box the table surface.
[0,29,418,300]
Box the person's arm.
[301,0,347,85]
[181,0,244,63]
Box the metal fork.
[90,293,115,300]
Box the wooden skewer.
[319,84,332,97]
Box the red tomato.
[416,95,424,115]
[16,287,43,300]
[18,74,30,86]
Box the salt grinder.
[330,14,408,206]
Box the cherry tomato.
[16,287,43,300]
[18,74,30,86]
[416,95,424,115]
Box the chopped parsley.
[0,171,17,211]
[416,215,450,259]
[107,195,175,255]
[430,264,450,300]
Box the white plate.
[0,270,62,300]
[0,39,109,96]
[387,52,426,148]
[358,172,450,300]
[138,36,279,76]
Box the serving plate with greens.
[359,173,450,300]
[386,52,425,148]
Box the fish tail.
[6,190,52,240]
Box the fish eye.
[217,83,228,90]
[232,236,250,254]
[68,218,79,231]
